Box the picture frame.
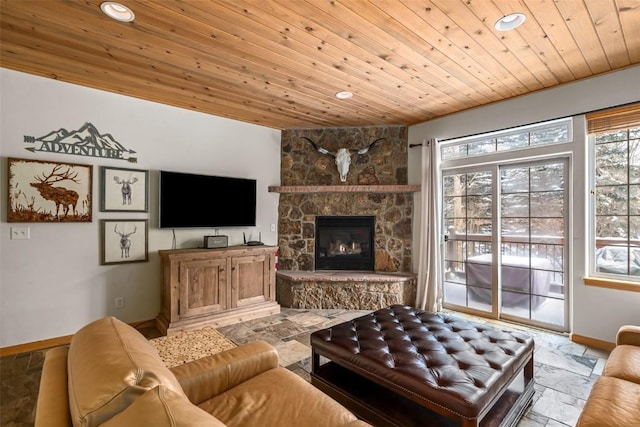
[100,166,149,212]
[101,219,149,265]
[7,157,92,223]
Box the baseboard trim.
[570,333,616,352]
[0,335,73,357]
[0,318,157,357]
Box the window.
[441,118,572,160]
[588,103,640,280]
[441,118,571,331]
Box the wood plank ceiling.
[1,0,639,130]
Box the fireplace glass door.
[315,216,375,270]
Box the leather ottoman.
[310,305,535,427]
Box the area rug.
[149,327,237,368]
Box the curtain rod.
[408,100,639,148]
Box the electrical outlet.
[115,297,125,309]
[10,227,30,240]
[270,223,276,232]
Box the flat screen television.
[159,170,256,228]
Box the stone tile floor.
[1,308,610,426]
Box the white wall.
[0,69,281,347]
[408,65,640,344]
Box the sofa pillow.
[67,317,185,427]
[100,385,225,427]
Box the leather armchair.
[576,325,640,426]
[35,316,371,427]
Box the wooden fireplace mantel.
[268,185,421,193]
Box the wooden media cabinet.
[155,245,280,335]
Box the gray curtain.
[415,138,443,312]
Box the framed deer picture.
[101,219,148,265]
[100,166,149,212]
[7,158,92,222]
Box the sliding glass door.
[443,160,568,331]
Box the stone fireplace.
[272,125,418,309]
[315,215,375,271]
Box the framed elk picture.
[101,219,148,265]
[100,166,149,212]
[7,158,92,222]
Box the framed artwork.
[100,166,149,212]
[101,219,148,265]
[7,157,92,222]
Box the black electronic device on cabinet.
[244,232,264,246]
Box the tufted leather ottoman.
[310,305,535,427]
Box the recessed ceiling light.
[335,91,353,99]
[494,13,526,31]
[100,2,135,22]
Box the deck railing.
[444,226,640,275]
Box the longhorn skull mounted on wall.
[300,136,386,182]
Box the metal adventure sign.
[24,122,138,163]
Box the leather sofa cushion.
[67,317,185,427]
[100,385,224,427]
[577,376,640,426]
[617,325,640,347]
[603,344,640,384]
[199,366,364,427]
[170,341,280,405]
[34,346,71,427]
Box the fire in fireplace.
[315,216,375,271]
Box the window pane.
[497,133,528,151]
[530,164,564,191]
[596,130,628,143]
[467,195,492,218]
[501,168,529,193]
[531,192,564,217]
[596,141,628,185]
[444,196,466,218]
[531,123,570,145]
[467,218,492,235]
[596,186,628,215]
[468,139,496,155]
[597,215,628,239]
[467,172,492,195]
[532,218,564,237]
[442,144,467,160]
[445,219,467,235]
[466,217,491,257]
[502,218,529,236]
[502,194,529,217]
[443,174,466,196]
[443,282,467,306]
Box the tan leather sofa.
[35,316,371,427]
[576,325,640,426]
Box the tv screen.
[159,170,256,228]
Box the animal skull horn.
[300,136,386,182]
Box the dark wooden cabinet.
[156,245,280,335]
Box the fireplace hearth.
[315,216,375,271]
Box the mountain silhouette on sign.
[35,122,132,153]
